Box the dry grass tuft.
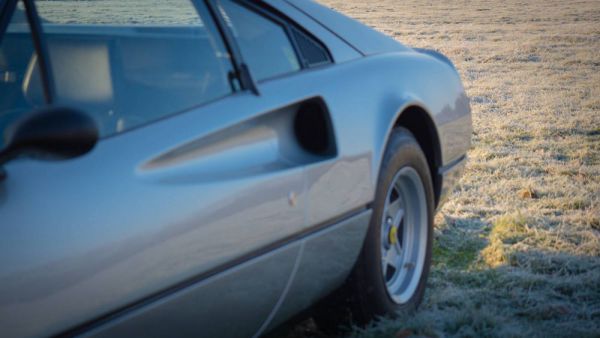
[518,187,537,199]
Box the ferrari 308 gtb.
[0,0,471,337]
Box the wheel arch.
[392,105,443,207]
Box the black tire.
[313,127,435,330]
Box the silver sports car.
[0,0,471,337]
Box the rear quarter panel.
[308,51,471,188]
[277,0,471,172]
[254,49,471,230]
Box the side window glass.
[0,3,44,149]
[32,0,236,137]
[218,0,301,81]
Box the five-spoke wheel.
[380,167,428,304]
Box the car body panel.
[0,90,308,338]
[80,209,371,338]
[0,1,472,337]
[82,243,302,338]
[263,210,372,334]
[282,0,472,168]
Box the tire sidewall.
[357,128,435,318]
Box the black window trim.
[288,25,333,68]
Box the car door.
[0,1,313,337]
[202,1,374,334]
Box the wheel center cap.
[389,226,398,245]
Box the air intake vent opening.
[293,99,337,157]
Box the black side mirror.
[0,107,99,167]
